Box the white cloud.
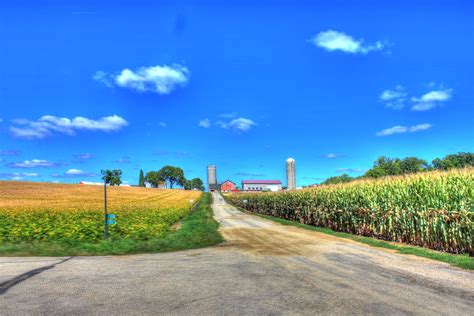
[9,115,128,139]
[53,169,99,178]
[215,120,228,129]
[114,156,131,164]
[6,159,65,168]
[376,123,432,136]
[323,153,343,159]
[159,122,167,127]
[310,30,387,54]
[66,169,84,175]
[198,118,211,128]
[227,118,257,132]
[92,71,113,87]
[379,85,407,109]
[411,89,453,111]
[74,153,94,160]
[95,64,189,94]
[0,172,39,180]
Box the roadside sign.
[106,214,116,225]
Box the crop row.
[226,169,473,254]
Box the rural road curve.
[1,192,473,315]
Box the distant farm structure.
[207,165,220,191]
[207,158,296,192]
[286,158,296,190]
[242,180,282,192]
[221,180,237,192]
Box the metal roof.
[242,180,282,184]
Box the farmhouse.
[242,180,282,192]
[220,180,237,192]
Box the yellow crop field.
[0,181,202,242]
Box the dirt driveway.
[0,192,473,315]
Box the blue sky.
[0,0,473,187]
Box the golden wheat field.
[0,181,202,242]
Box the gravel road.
[0,192,473,315]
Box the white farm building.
[242,180,282,192]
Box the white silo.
[207,165,217,191]
[286,158,296,190]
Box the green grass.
[246,210,474,270]
[0,193,224,256]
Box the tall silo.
[286,158,296,190]
[207,165,217,191]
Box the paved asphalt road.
[0,192,473,315]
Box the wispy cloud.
[159,122,167,128]
[52,169,99,178]
[74,153,94,161]
[6,159,66,168]
[0,150,21,156]
[376,123,432,137]
[323,153,343,159]
[411,89,453,111]
[9,115,128,139]
[379,85,407,109]
[94,64,189,95]
[114,156,131,164]
[224,118,257,133]
[336,168,364,174]
[204,117,257,133]
[0,172,39,180]
[310,30,388,54]
[198,118,211,128]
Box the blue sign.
[106,219,116,225]
[106,214,116,219]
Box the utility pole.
[104,179,108,239]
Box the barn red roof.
[242,180,281,184]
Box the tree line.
[99,166,204,190]
[139,165,205,190]
[323,152,474,185]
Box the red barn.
[220,180,237,192]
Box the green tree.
[157,166,185,188]
[101,169,122,186]
[145,171,165,188]
[138,169,145,187]
[184,178,204,191]
[432,152,474,170]
[399,157,429,174]
[365,156,402,178]
[323,174,354,185]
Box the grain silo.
[286,158,296,190]
[207,165,218,191]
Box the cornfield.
[0,181,201,242]
[226,169,474,254]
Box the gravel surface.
[0,192,473,315]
